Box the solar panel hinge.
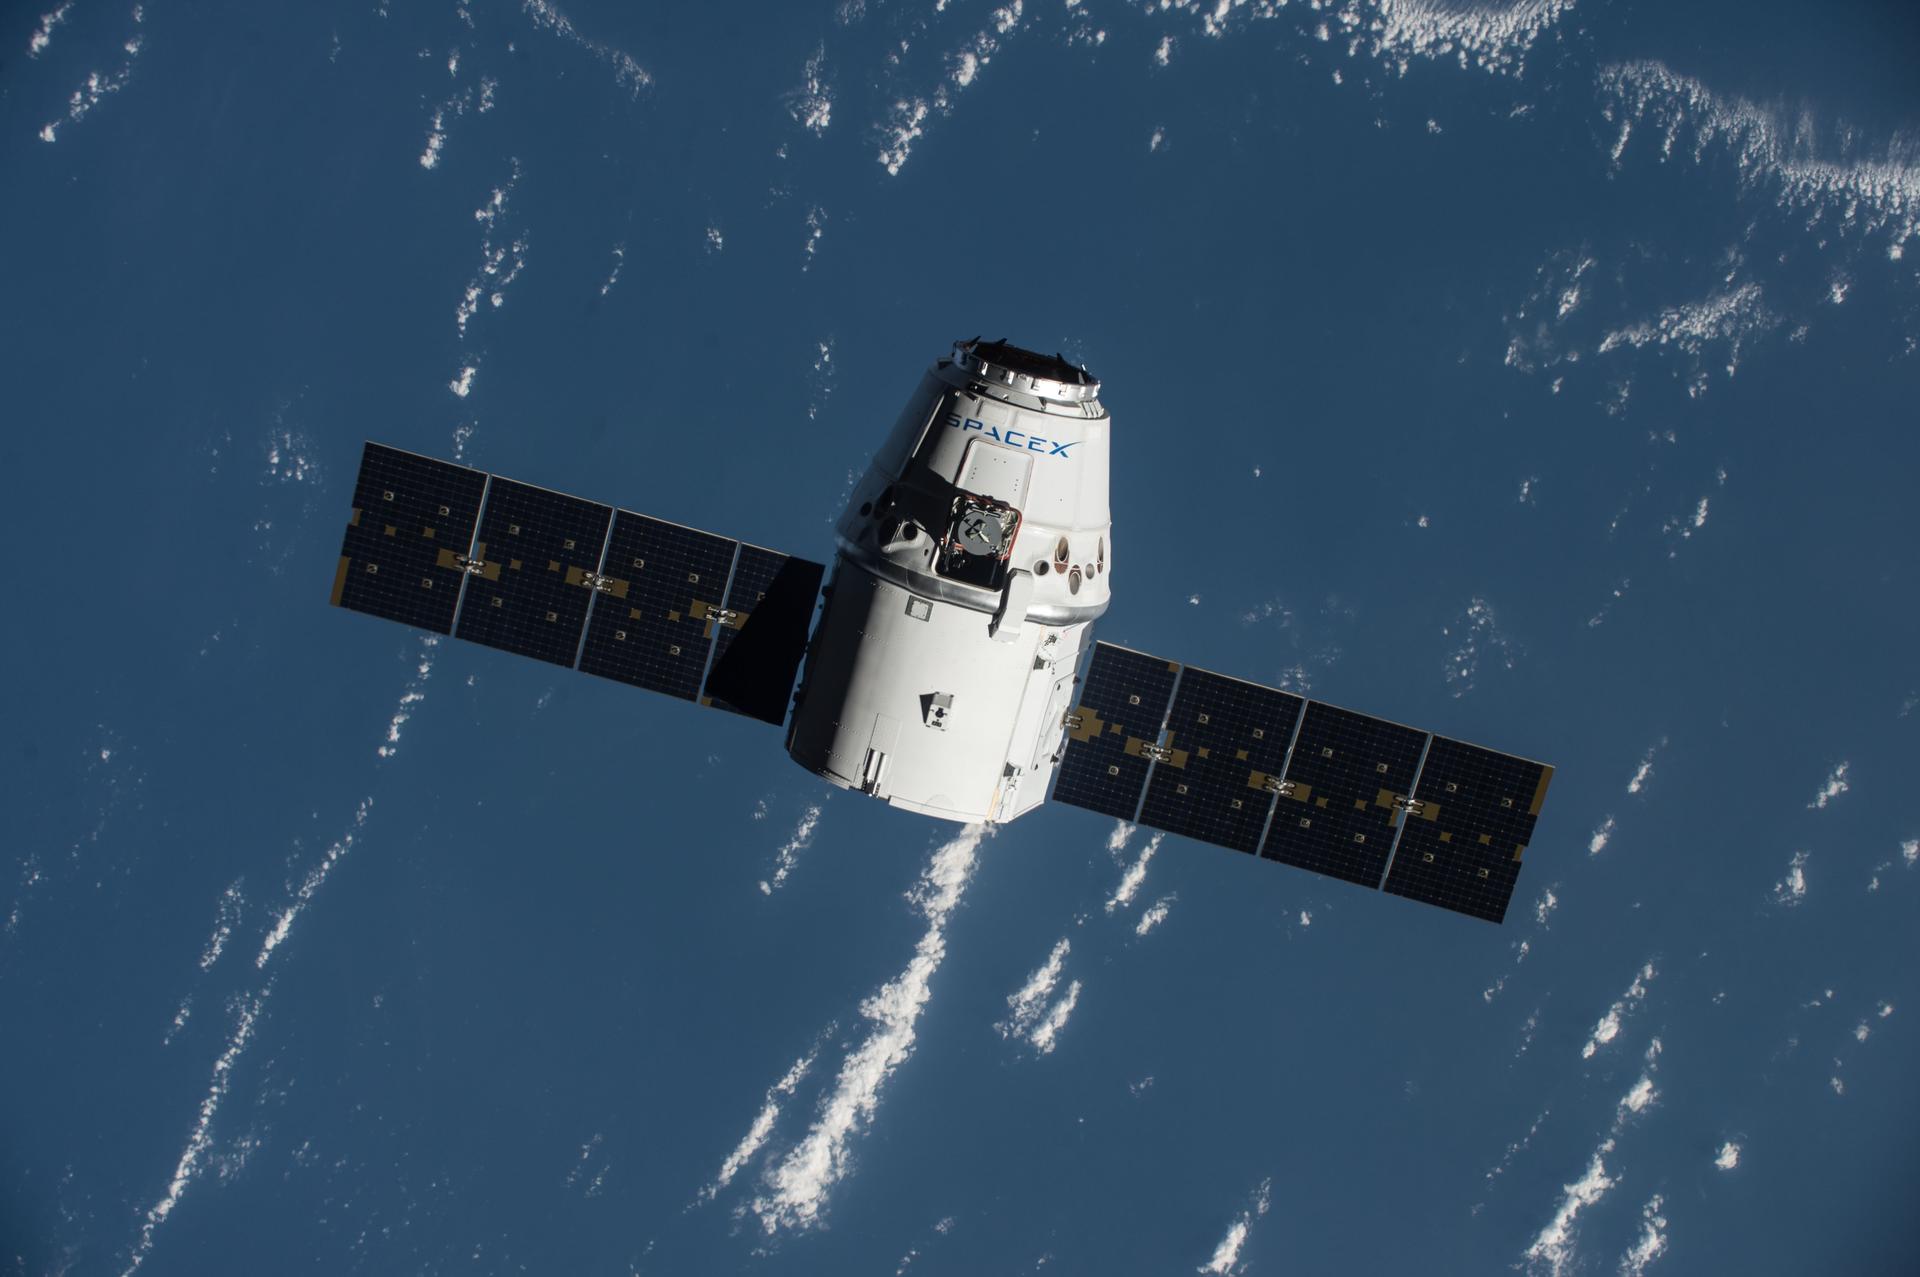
[580,570,617,594]
[451,554,488,577]
[1140,743,1174,764]
[1393,796,1427,817]
[1062,711,1085,731]
[1262,775,1297,797]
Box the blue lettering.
[946,414,1075,459]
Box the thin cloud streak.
[1198,1177,1272,1275]
[1106,833,1162,913]
[700,1041,823,1202]
[762,803,823,894]
[750,825,987,1233]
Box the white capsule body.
[785,343,1112,824]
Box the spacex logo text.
[949,415,1078,457]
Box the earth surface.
[6,1,1919,1274]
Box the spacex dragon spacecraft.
[330,339,1553,923]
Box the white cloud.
[1589,815,1616,855]
[43,4,145,141]
[377,635,441,759]
[1772,850,1809,908]
[760,804,822,894]
[751,826,986,1233]
[789,43,833,133]
[998,938,1070,1040]
[1713,1141,1741,1170]
[521,0,650,96]
[124,985,273,1274]
[1580,961,1656,1059]
[1028,979,1082,1055]
[1904,839,1918,867]
[1619,1194,1669,1277]
[1362,0,1577,78]
[420,107,449,169]
[1626,739,1664,795]
[877,2,1026,174]
[257,798,375,969]
[1534,885,1558,927]
[123,619,445,1267]
[1599,61,1920,260]
[1153,34,1173,67]
[599,243,625,296]
[1105,833,1162,913]
[1107,821,1136,855]
[1198,1178,1271,1275]
[802,206,827,270]
[877,96,935,176]
[1808,761,1850,810]
[1523,1137,1618,1277]
[1619,1073,1657,1117]
[1136,895,1175,937]
[28,2,72,57]
[700,1041,821,1202]
[198,881,245,972]
[1597,282,1779,380]
[1442,596,1518,698]
[449,365,477,397]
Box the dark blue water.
[5,2,1917,1273]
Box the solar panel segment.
[452,478,613,667]
[1049,642,1179,821]
[1137,667,1303,855]
[331,443,487,634]
[1382,737,1554,923]
[1259,701,1427,889]
[575,511,738,701]
[702,547,826,724]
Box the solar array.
[1053,642,1553,923]
[331,443,822,727]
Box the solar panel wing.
[1259,702,1427,889]
[707,545,786,676]
[701,545,825,724]
[1051,642,1179,821]
[1137,667,1304,855]
[576,511,737,700]
[1382,737,1553,923]
[331,443,487,634]
[451,478,613,667]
